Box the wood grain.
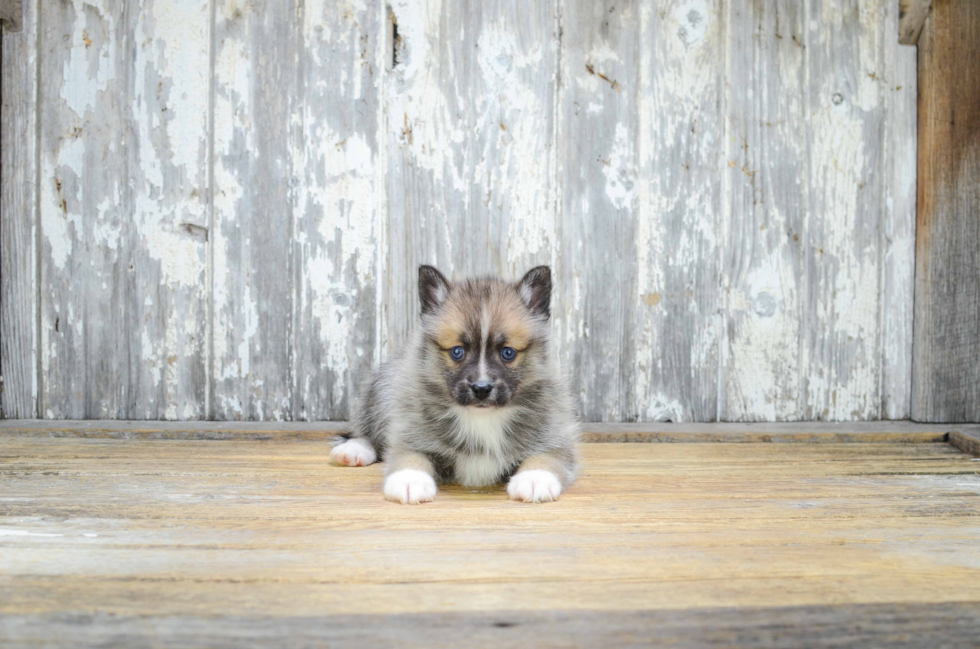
[721,0,807,421]
[289,0,385,421]
[36,0,210,419]
[211,0,297,420]
[384,0,559,348]
[0,439,978,645]
[802,0,910,420]
[899,0,932,45]
[911,0,980,422]
[880,1,919,420]
[1,0,927,422]
[0,0,38,418]
[556,0,641,422]
[3,603,980,648]
[949,428,980,457]
[718,0,916,422]
[632,0,727,423]
[2,419,974,444]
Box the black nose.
[471,382,493,400]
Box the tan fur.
[435,306,468,349]
[516,452,568,477]
[492,298,532,350]
[436,288,532,352]
[386,451,436,476]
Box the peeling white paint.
[26,0,916,422]
[603,123,635,211]
[60,1,116,119]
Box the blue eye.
[501,346,517,362]
[450,346,465,361]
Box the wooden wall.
[911,0,980,423]
[1,0,919,422]
[912,0,980,421]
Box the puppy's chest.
[448,410,514,487]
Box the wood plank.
[911,0,980,422]
[557,0,728,421]
[720,0,807,421]
[384,0,558,347]
[289,0,385,420]
[630,0,725,422]
[3,602,980,648]
[2,419,971,443]
[898,0,932,45]
[949,428,980,457]
[579,421,961,444]
[803,0,895,420]
[211,0,297,420]
[0,440,978,645]
[880,2,919,419]
[555,0,640,421]
[0,418,351,440]
[0,0,38,418]
[720,0,916,422]
[36,0,210,419]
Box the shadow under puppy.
[330,265,579,504]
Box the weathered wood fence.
[0,0,933,422]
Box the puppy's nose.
[471,382,493,400]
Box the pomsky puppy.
[330,265,579,504]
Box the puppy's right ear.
[419,265,451,315]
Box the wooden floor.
[2,432,980,646]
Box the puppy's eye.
[449,346,466,361]
[500,346,517,362]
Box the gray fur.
[346,266,580,488]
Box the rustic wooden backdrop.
[1,0,920,422]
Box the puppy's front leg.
[507,449,577,504]
[383,451,438,504]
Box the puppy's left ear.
[517,266,552,319]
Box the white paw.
[507,470,562,503]
[330,439,377,467]
[384,469,437,504]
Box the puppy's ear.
[517,266,552,319]
[419,265,452,315]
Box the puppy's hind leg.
[330,437,378,467]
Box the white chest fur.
[449,406,513,487]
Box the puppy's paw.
[384,469,437,504]
[330,439,377,467]
[507,470,562,503]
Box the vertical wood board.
[720,0,916,422]
[212,0,297,420]
[290,0,385,420]
[802,0,893,420]
[385,0,559,348]
[556,0,641,422]
[0,0,39,418]
[37,0,210,419]
[879,2,917,420]
[631,0,725,422]
[720,0,807,421]
[912,0,980,422]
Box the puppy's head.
[418,265,552,409]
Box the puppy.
[330,265,579,504]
